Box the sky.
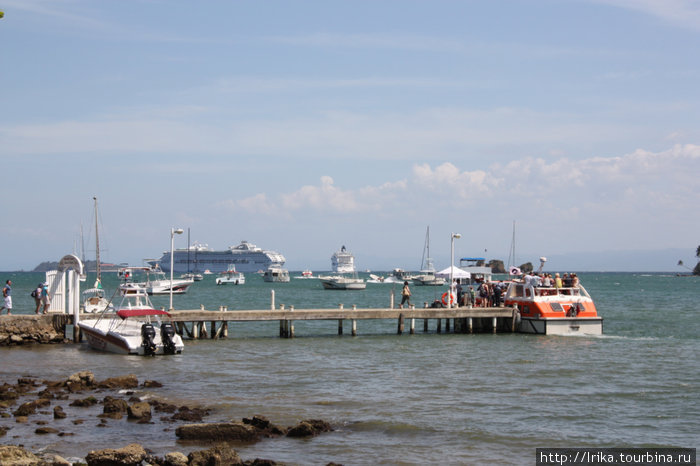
[1,0,699,272]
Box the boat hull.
[216,276,245,285]
[264,276,290,283]
[413,276,446,286]
[320,279,366,290]
[78,319,184,355]
[518,317,603,335]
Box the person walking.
[40,283,51,314]
[400,281,412,308]
[33,283,43,314]
[1,280,12,315]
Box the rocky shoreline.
[0,315,67,346]
[0,371,339,465]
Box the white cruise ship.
[151,240,285,274]
[331,245,355,273]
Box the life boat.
[503,281,602,335]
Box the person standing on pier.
[1,280,12,315]
[33,283,43,314]
[400,281,412,308]
[40,283,51,314]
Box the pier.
[100,305,517,340]
[0,305,519,346]
[1,305,520,345]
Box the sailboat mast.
[507,220,515,271]
[421,226,430,270]
[80,222,85,264]
[426,226,430,268]
[93,196,101,281]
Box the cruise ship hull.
[152,241,285,274]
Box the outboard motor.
[141,323,157,356]
[160,322,177,355]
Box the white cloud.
[216,145,700,226]
[219,193,276,215]
[280,176,363,212]
[585,0,700,30]
[412,163,498,200]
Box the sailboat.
[82,197,114,313]
[412,226,446,286]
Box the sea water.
[0,271,698,465]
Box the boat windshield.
[117,309,171,319]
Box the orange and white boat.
[504,278,603,335]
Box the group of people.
[0,280,51,315]
[456,280,507,308]
[32,282,51,314]
[521,272,579,289]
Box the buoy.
[441,291,455,306]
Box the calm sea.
[0,271,698,465]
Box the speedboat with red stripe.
[77,290,184,355]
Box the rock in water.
[187,444,242,466]
[176,422,259,442]
[0,445,41,464]
[85,443,147,466]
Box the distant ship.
[150,240,286,274]
[331,245,355,273]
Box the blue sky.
[1,0,699,272]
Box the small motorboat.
[318,274,366,290]
[181,272,204,281]
[118,266,194,295]
[78,290,184,355]
[82,286,113,314]
[294,269,315,279]
[215,265,245,285]
[263,265,290,283]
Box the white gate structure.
[45,254,85,318]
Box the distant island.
[32,260,122,273]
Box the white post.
[72,270,80,342]
[271,289,275,310]
[169,227,183,310]
[450,232,461,308]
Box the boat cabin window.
[508,284,524,298]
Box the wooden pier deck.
[4,306,521,343]
[125,306,520,339]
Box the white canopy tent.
[435,266,471,279]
